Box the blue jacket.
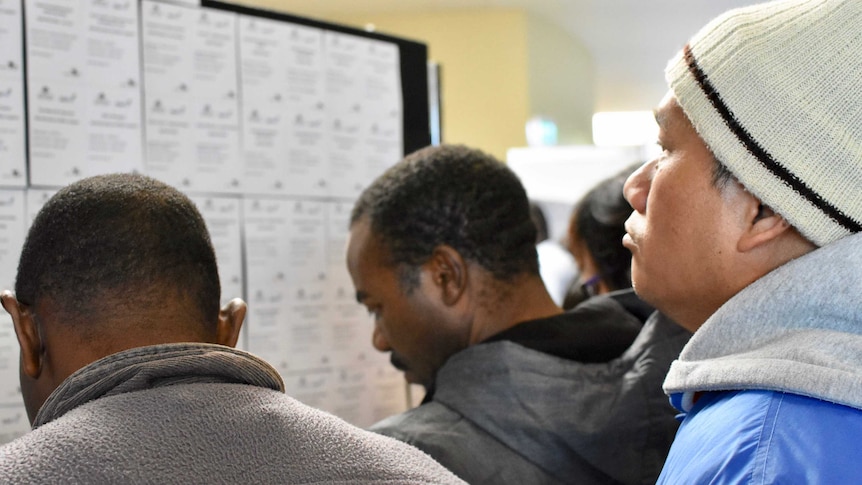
[658,232,862,483]
[659,390,862,484]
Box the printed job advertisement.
[0,190,25,293]
[280,199,329,372]
[362,111,403,185]
[321,201,378,427]
[324,201,370,369]
[323,33,403,198]
[282,98,328,197]
[142,93,195,190]
[25,0,87,186]
[368,357,411,424]
[321,201,410,427]
[242,197,292,371]
[0,313,22,407]
[240,90,288,195]
[189,8,241,192]
[283,24,328,197]
[239,19,328,197]
[190,194,246,349]
[281,359,407,428]
[323,32,366,198]
[141,1,194,96]
[324,365,368,425]
[189,195,244,305]
[238,16,288,194]
[25,189,56,224]
[362,39,402,113]
[282,278,329,373]
[243,197,333,378]
[0,0,26,187]
[0,190,28,442]
[360,39,403,186]
[281,369,333,413]
[26,0,143,187]
[0,313,29,444]
[362,40,404,186]
[142,1,240,193]
[191,93,242,193]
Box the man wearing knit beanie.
[622,0,862,482]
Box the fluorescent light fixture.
[592,111,658,147]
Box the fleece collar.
[35,343,284,428]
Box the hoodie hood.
[664,232,862,410]
[434,297,690,484]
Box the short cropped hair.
[351,144,539,289]
[15,173,220,326]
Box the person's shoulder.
[660,390,862,484]
[368,398,507,463]
[756,391,862,478]
[2,387,467,484]
[0,422,88,482]
[369,400,468,444]
[369,401,556,485]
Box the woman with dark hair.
[563,163,641,309]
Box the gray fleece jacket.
[0,343,465,484]
[663,231,862,409]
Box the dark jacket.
[371,290,691,484]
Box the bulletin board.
[0,0,430,442]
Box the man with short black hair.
[622,0,862,481]
[348,144,690,484]
[0,173,464,484]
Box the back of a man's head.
[16,173,220,332]
[351,144,539,286]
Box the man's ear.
[1,291,42,379]
[216,298,246,348]
[737,201,794,253]
[427,245,467,306]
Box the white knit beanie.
[666,0,862,247]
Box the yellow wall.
[238,3,595,160]
[526,15,594,146]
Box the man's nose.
[623,159,655,214]
[372,325,391,352]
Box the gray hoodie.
[664,231,862,410]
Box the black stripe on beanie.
[683,44,861,233]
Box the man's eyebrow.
[355,290,368,304]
